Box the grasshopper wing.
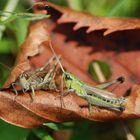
[82,84,117,99]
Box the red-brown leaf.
[1,2,140,128]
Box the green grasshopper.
[10,55,60,101]
[49,41,127,111]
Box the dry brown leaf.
[0,2,140,128]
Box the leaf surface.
[1,2,140,128]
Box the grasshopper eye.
[117,76,125,83]
[65,74,72,80]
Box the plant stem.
[0,0,19,39]
[108,0,125,16]
[67,0,83,11]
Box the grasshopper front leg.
[11,82,21,100]
[59,74,75,97]
[54,89,75,99]
[11,83,18,96]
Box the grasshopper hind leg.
[95,76,125,89]
[30,86,35,102]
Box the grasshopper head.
[63,72,74,88]
[62,71,84,88]
[63,72,73,80]
[19,74,30,90]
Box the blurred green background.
[0,0,140,140]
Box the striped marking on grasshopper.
[49,41,127,111]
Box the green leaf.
[0,120,30,140]
[70,121,95,140]
[88,60,111,83]
[0,38,17,53]
[48,0,68,6]
[7,19,29,46]
[0,11,50,25]
[133,120,140,140]
[44,122,74,131]
[67,0,83,11]
[32,128,54,140]
[0,67,10,87]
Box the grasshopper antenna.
[49,40,66,108]
[49,40,65,73]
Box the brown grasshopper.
[10,56,60,101]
